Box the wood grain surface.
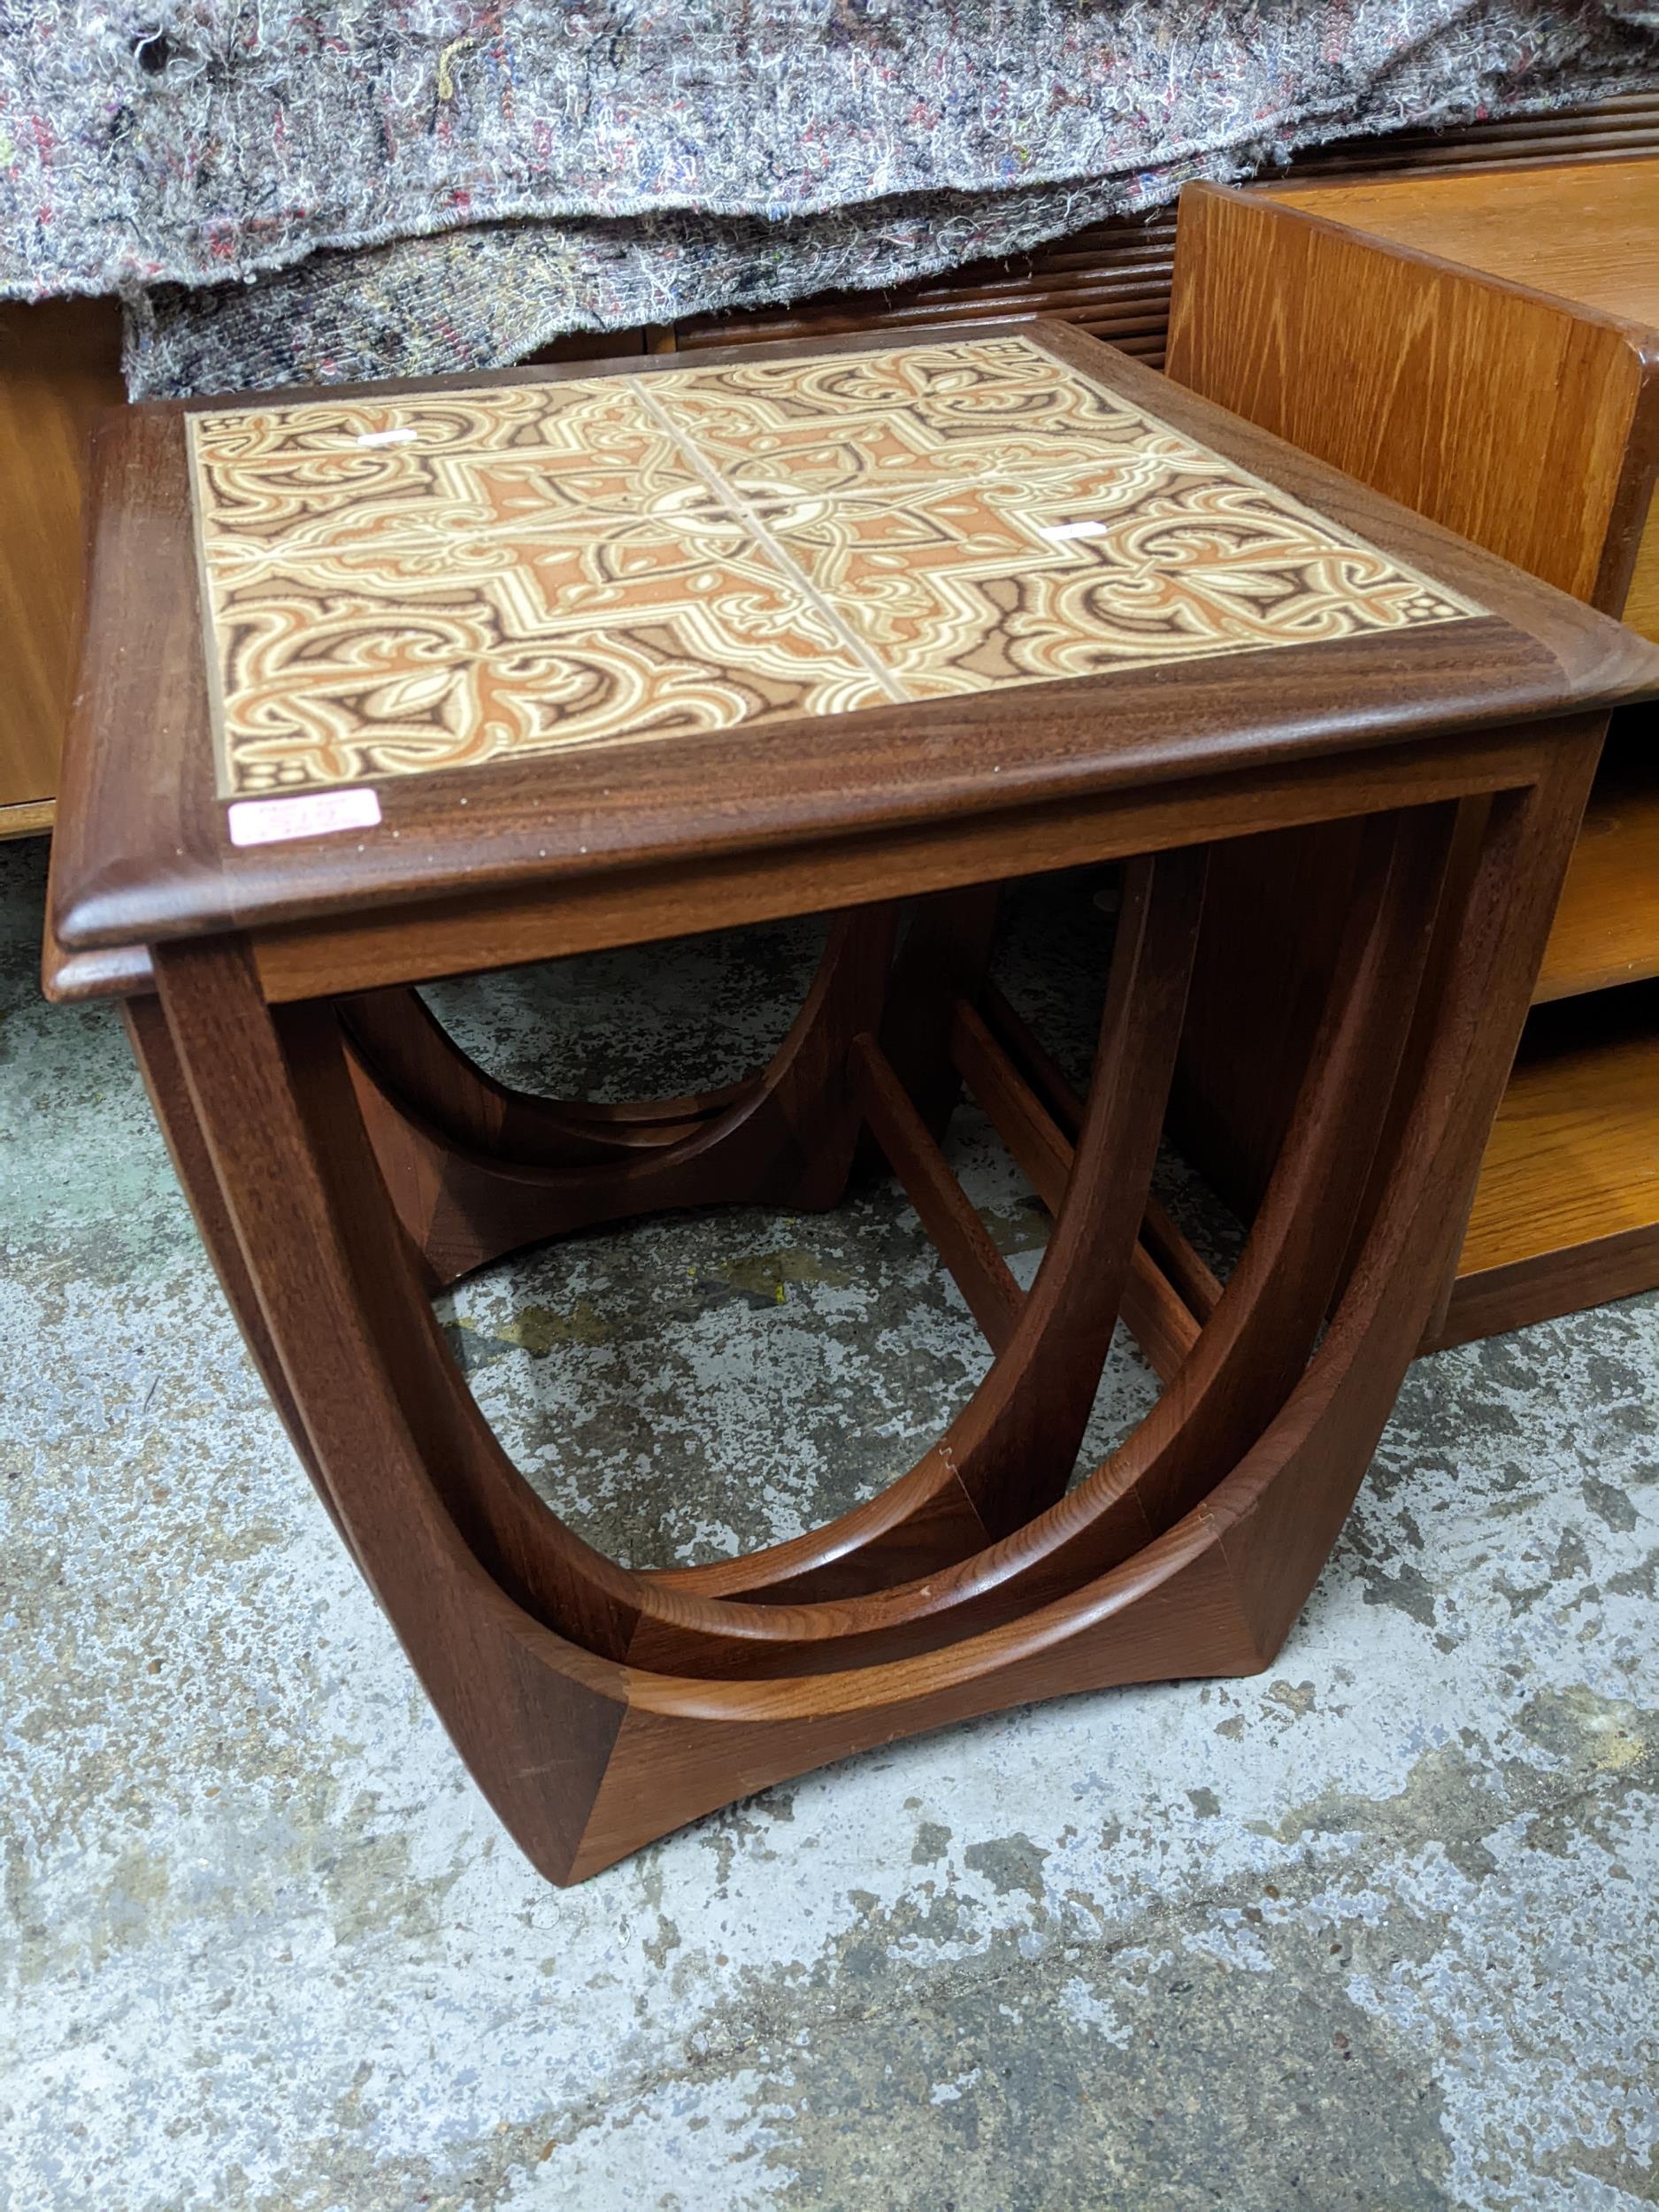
[1624,504,1659,641]
[1166,160,1659,1342]
[1169,173,1657,609]
[0,298,124,820]
[1458,982,1659,1270]
[1535,731,1659,1000]
[1266,157,1659,330]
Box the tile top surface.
[188,334,1482,798]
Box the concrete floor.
[1,833,1655,2212]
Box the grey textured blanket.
[4,1,1656,396]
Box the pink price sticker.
[227,788,383,848]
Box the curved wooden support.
[632,846,1207,1609]
[344,883,1214,1390]
[136,739,1598,1884]
[345,904,901,1282]
[634,804,1454,1672]
[658,844,1210,1607]
[135,815,1427,1696]
[341,984,756,1166]
[572,764,1606,1871]
[297,850,1208,1625]
[341,881,999,1181]
[143,844,1209,1683]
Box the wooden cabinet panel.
[1442,986,1659,1346]
[1167,158,1659,1343]
[0,297,125,827]
[1270,159,1659,330]
[1624,495,1659,641]
[1536,737,1659,1000]
[1167,183,1648,604]
[1463,1004,1659,1273]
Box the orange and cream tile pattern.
[188,336,1480,796]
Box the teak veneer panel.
[1167,159,1659,1341]
[1267,159,1659,331]
[1167,173,1658,609]
[1625,503,1659,641]
[240,730,1560,1005]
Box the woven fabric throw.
[4,0,1656,396]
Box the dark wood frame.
[119,727,1602,1880]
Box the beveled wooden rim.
[54,318,1659,967]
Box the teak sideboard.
[1166,157,1659,1346]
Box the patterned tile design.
[188,337,1482,796]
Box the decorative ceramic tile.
[188,336,1482,796]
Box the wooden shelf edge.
[1439,984,1659,1341]
[1533,956,1659,1004]
[1427,1218,1659,1348]
[0,797,53,840]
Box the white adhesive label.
[355,427,419,448]
[227,788,383,847]
[1038,519,1108,541]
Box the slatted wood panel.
[673,93,1659,364]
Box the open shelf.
[1534,731,1659,1002]
[1443,979,1659,1340]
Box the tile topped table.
[47,322,1659,1882]
[184,332,1476,795]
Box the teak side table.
[46,323,1659,1883]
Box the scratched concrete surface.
[2,834,1655,2212]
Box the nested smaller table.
[47,322,1659,1883]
